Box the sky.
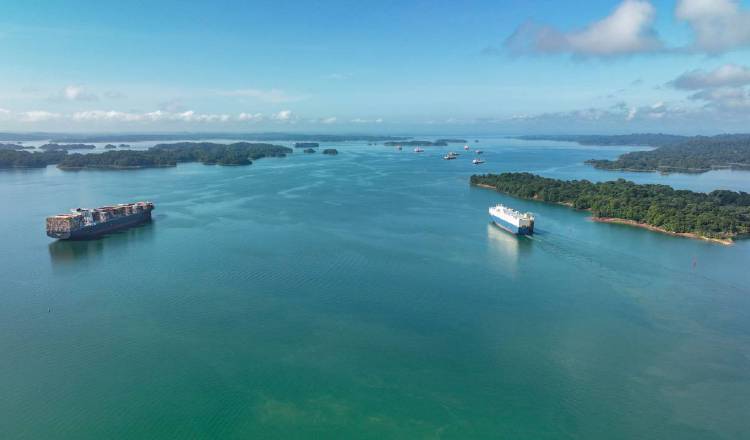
[1,0,750,135]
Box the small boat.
[475,150,483,154]
[397,145,402,150]
[464,145,470,150]
[443,154,457,160]
[448,151,460,156]
[472,158,484,165]
[414,147,424,153]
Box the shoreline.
[590,217,733,245]
[473,183,735,245]
[587,164,750,174]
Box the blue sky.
[1,0,750,134]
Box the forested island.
[384,140,448,147]
[322,148,338,155]
[436,139,467,143]
[39,143,96,150]
[471,172,750,243]
[295,142,319,148]
[586,134,750,173]
[0,143,32,150]
[1,142,292,169]
[0,150,67,168]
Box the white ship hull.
[488,205,534,235]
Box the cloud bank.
[670,64,750,110]
[505,0,661,57]
[676,0,750,53]
[504,0,750,57]
[670,64,750,89]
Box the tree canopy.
[471,172,750,240]
[586,134,750,173]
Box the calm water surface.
[1,139,749,439]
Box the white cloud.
[171,111,230,123]
[668,64,750,112]
[217,88,306,104]
[271,109,294,121]
[676,0,750,53]
[649,101,667,118]
[72,110,145,122]
[351,117,383,124]
[237,112,264,122]
[505,0,662,57]
[70,109,231,123]
[0,108,366,126]
[509,100,687,126]
[61,85,98,101]
[671,64,750,90]
[689,87,750,110]
[20,111,61,122]
[627,107,638,120]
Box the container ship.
[489,204,534,235]
[46,201,154,240]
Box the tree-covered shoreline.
[586,135,750,174]
[39,143,96,150]
[383,140,448,147]
[471,172,750,241]
[61,142,291,169]
[0,142,292,169]
[515,134,687,147]
[0,150,67,168]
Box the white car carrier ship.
[489,204,534,235]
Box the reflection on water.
[48,222,156,267]
[486,223,532,276]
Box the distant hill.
[39,143,96,150]
[0,143,32,150]
[384,140,448,147]
[515,134,687,147]
[435,138,467,143]
[51,142,293,169]
[586,134,750,173]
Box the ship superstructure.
[46,201,154,240]
[489,204,534,235]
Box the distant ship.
[443,153,457,160]
[475,150,483,154]
[489,204,534,235]
[464,145,470,150]
[472,158,484,164]
[46,202,154,240]
[414,147,424,153]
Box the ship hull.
[490,214,533,236]
[49,210,152,240]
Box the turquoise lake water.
[1,138,749,439]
